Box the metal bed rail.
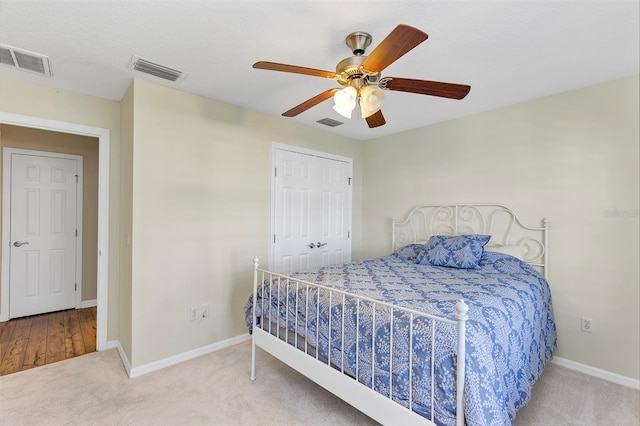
[250,257,468,426]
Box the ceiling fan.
[253,24,471,128]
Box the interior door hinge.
[274,167,277,177]
[273,234,276,243]
[75,283,77,291]
[348,231,350,238]
[75,229,78,237]
[348,177,352,185]
[75,174,79,183]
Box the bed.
[245,203,557,425]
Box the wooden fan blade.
[253,61,336,79]
[361,25,428,72]
[381,77,471,100]
[365,110,386,128]
[282,89,338,117]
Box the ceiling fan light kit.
[333,84,385,119]
[359,85,385,118]
[332,86,358,119]
[253,24,471,128]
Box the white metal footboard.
[250,257,468,426]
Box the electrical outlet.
[201,303,210,318]
[190,306,199,321]
[581,316,593,333]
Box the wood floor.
[0,306,96,376]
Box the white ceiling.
[0,0,638,140]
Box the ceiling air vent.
[0,44,52,76]
[128,55,186,82]
[317,118,343,127]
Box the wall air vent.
[128,55,186,82]
[317,118,343,127]
[0,44,52,76]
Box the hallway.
[0,306,96,376]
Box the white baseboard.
[106,339,132,377]
[105,334,251,379]
[551,356,640,390]
[102,336,638,390]
[79,299,97,308]
[128,334,250,378]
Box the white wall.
[362,75,640,380]
[127,79,363,367]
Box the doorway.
[4,148,83,319]
[0,306,96,375]
[0,112,110,352]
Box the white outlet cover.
[190,307,199,321]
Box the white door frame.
[270,142,353,270]
[0,112,110,351]
[3,148,84,314]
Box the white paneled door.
[272,146,352,274]
[8,151,80,319]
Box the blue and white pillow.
[415,234,491,269]
[392,243,423,262]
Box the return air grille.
[0,44,52,76]
[0,47,15,66]
[129,55,186,82]
[317,117,343,127]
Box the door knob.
[316,242,327,247]
[13,241,29,247]
[307,242,316,248]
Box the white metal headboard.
[392,203,550,279]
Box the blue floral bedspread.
[244,245,557,426]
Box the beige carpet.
[0,340,638,425]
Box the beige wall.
[2,74,637,382]
[118,83,134,361]
[127,78,363,367]
[0,77,122,341]
[0,76,364,369]
[0,124,99,301]
[362,75,640,380]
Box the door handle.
[316,242,327,248]
[307,242,316,249]
[13,241,29,247]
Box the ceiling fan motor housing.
[335,55,380,87]
[335,32,381,87]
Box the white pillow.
[484,244,527,261]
